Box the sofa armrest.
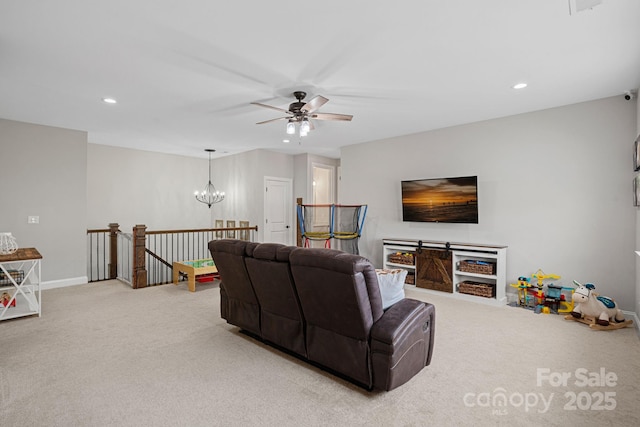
[370,298,435,390]
[371,299,433,347]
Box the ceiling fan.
[251,91,353,137]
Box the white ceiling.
[1,0,639,160]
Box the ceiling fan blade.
[301,95,329,113]
[256,117,289,125]
[251,102,291,114]
[310,112,353,121]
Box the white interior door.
[264,177,293,244]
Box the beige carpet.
[0,280,638,427]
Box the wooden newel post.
[132,224,147,289]
[108,223,119,280]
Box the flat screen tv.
[401,176,478,223]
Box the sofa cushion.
[245,243,306,357]
[289,248,384,387]
[244,241,260,257]
[208,239,260,337]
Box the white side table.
[0,248,42,321]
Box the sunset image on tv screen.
[401,176,478,223]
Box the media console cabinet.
[382,238,507,306]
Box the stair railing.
[87,223,257,288]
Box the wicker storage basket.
[0,269,24,286]
[405,272,415,285]
[458,260,496,275]
[457,281,495,298]
[388,252,415,265]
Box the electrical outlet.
[28,216,39,224]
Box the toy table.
[0,247,42,321]
[172,258,218,292]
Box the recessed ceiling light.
[283,139,290,143]
[102,97,117,104]
[512,83,528,90]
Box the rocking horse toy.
[565,281,633,330]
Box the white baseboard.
[41,276,88,290]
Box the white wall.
[0,119,87,284]
[87,146,294,243]
[208,149,294,243]
[293,154,308,203]
[87,144,211,231]
[87,144,293,240]
[293,153,340,204]
[341,96,637,311]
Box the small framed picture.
[634,175,640,207]
[634,135,640,171]
[239,220,250,241]
[226,220,236,238]
[215,220,224,238]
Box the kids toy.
[565,281,632,330]
[509,276,534,308]
[509,269,563,312]
[509,269,576,315]
[530,269,561,312]
[531,269,561,290]
[545,283,575,314]
[1,291,15,307]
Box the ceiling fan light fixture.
[286,120,295,135]
[300,118,310,136]
[252,91,353,138]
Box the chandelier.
[195,149,225,208]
